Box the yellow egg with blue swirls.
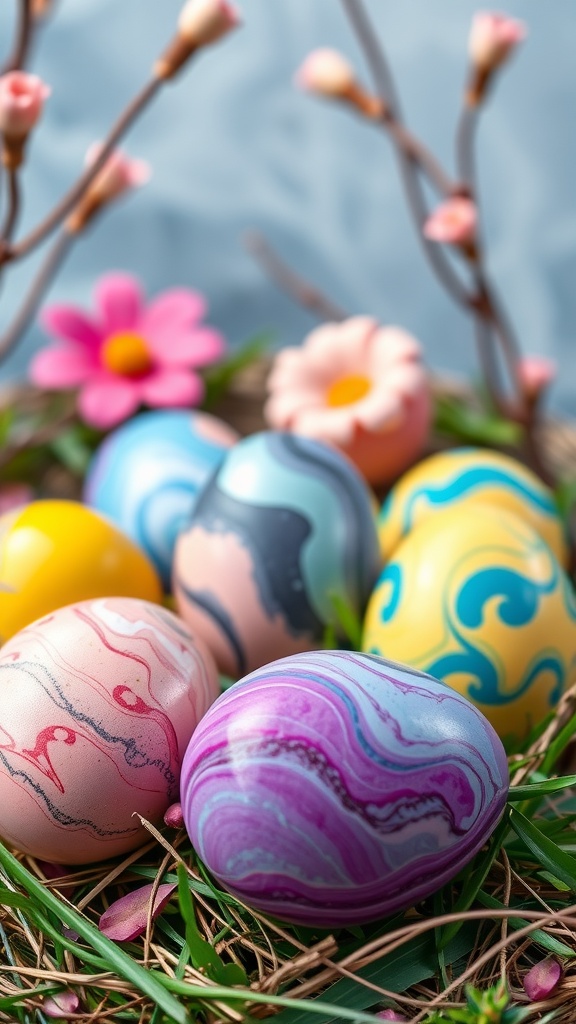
[378,448,568,568]
[0,500,162,643]
[363,504,576,745]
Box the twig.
[245,231,347,322]
[2,0,34,73]
[0,227,73,363]
[4,75,162,262]
[456,104,478,194]
[1,168,22,243]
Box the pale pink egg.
[0,597,219,864]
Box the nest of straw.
[1,365,576,1024]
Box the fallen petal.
[99,882,177,941]
[43,990,79,1018]
[523,956,563,1001]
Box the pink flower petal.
[43,991,80,1018]
[264,387,325,429]
[78,375,140,429]
[94,272,143,333]
[29,345,98,389]
[139,288,207,337]
[139,369,204,408]
[99,882,177,942]
[147,326,225,368]
[296,405,357,446]
[40,304,102,350]
[376,1012,408,1022]
[523,957,562,1001]
[370,326,423,372]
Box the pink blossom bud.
[423,197,477,248]
[84,143,151,204]
[163,802,185,828]
[518,355,556,401]
[469,12,526,74]
[296,49,357,98]
[377,1011,408,1022]
[178,0,240,48]
[0,71,50,138]
[523,956,563,1001]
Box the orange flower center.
[326,373,371,407]
[101,332,152,377]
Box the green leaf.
[0,843,189,1024]
[176,863,248,987]
[509,807,576,890]
[507,774,576,802]
[203,333,272,408]
[268,925,477,1024]
[476,890,575,957]
[327,592,362,649]
[439,813,509,949]
[433,394,523,447]
[49,425,94,476]
[540,712,576,775]
[0,407,13,446]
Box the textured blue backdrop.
[0,0,574,415]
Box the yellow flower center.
[101,332,152,377]
[326,373,371,407]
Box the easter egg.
[378,448,568,567]
[363,505,576,744]
[84,410,239,588]
[0,500,162,643]
[180,650,509,926]
[173,432,381,678]
[0,597,219,863]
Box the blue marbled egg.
[173,432,381,677]
[181,650,509,926]
[84,410,239,588]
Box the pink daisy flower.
[30,273,226,429]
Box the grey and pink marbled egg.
[180,651,509,926]
[0,597,219,864]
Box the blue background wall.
[0,0,574,415]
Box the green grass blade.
[438,813,509,949]
[0,843,189,1024]
[0,986,61,1010]
[509,807,576,890]
[540,712,576,774]
[476,890,576,957]
[508,774,576,801]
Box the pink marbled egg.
[0,597,219,864]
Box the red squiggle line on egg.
[1,725,77,793]
[113,685,180,771]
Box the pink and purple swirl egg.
[180,650,509,926]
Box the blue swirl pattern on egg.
[180,650,509,926]
[364,505,576,743]
[84,410,238,587]
[173,432,381,677]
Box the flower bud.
[66,145,150,232]
[518,356,556,406]
[296,48,384,119]
[163,802,185,829]
[523,956,563,1001]
[155,0,240,80]
[467,12,526,105]
[0,71,51,168]
[423,197,477,251]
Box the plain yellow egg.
[0,500,162,643]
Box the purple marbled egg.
[180,651,509,926]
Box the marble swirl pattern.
[173,432,381,678]
[85,410,238,588]
[378,448,568,566]
[0,597,219,864]
[365,506,576,743]
[180,650,509,926]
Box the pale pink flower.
[423,197,477,247]
[0,71,50,138]
[29,272,226,430]
[518,355,556,401]
[43,991,80,1018]
[296,49,357,98]
[265,316,431,486]
[84,143,150,205]
[99,882,177,942]
[469,12,527,73]
[178,0,240,48]
[523,956,563,1001]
